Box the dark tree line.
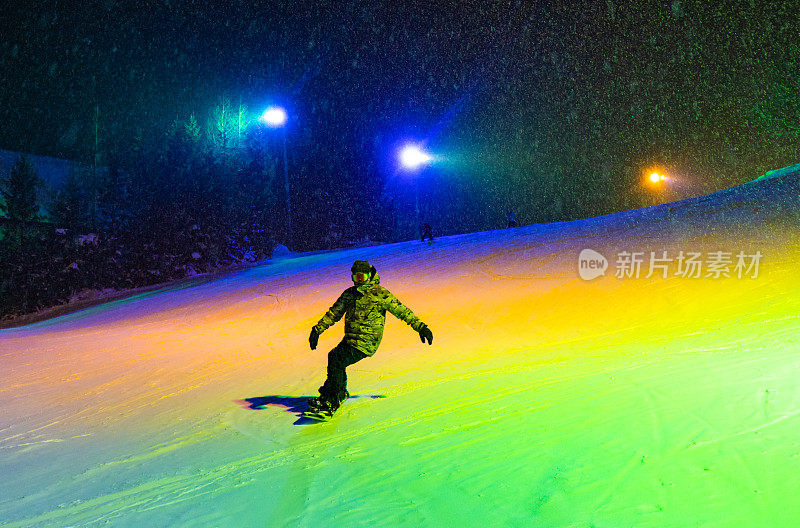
[0,118,279,319]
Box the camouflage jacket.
[313,271,426,356]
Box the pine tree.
[49,170,90,231]
[185,113,201,143]
[236,101,248,148]
[0,155,43,248]
[209,96,234,150]
[95,160,135,233]
[0,155,42,222]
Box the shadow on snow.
[234,394,387,425]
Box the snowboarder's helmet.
[351,260,371,273]
[351,260,374,284]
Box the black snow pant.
[319,340,368,403]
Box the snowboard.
[301,406,339,422]
[300,394,386,423]
[301,395,346,422]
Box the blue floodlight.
[261,106,288,128]
[399,144,432,169]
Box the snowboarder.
[507,210,517,228]
[421,223,434,243]
[306,260,433,416]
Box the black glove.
[418,325,433,345]
[309,328,319,350]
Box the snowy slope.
[2,167,800,527]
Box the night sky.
[2,0,799,230]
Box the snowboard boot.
[307,396,328,412]
[327,390,350,413]
[309,389,350,414]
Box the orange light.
[645,167,668,187]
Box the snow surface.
[2,167,800,527]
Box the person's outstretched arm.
[383,291,433,345]
[309,291,349,349]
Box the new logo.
[578,249,608,281]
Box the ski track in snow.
[2,169,800,526]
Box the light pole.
[261,106,292,249]
[399,144,433,240]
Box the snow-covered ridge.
[1,165,799,527]
[752,162,800,182]
[5,162,798,335]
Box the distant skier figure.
[507,210,517,228]
[421,223,434,243]
[307,260,433,416]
